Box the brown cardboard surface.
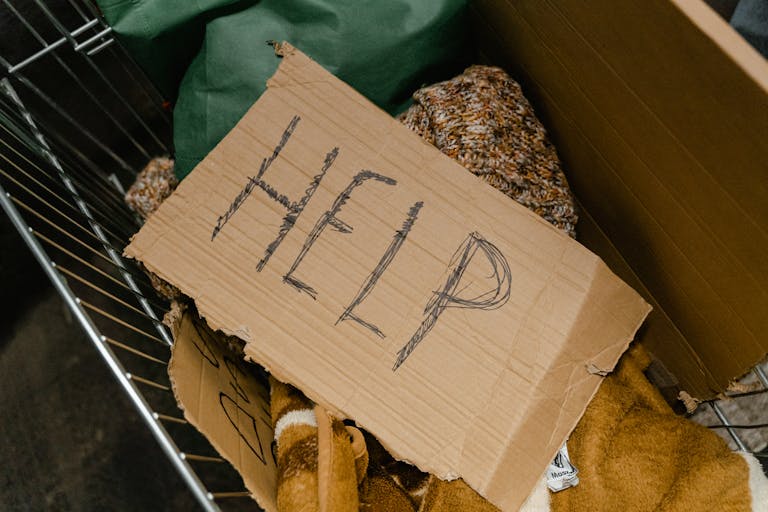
[168,308,277,512]
[126,45,650,511]
[472,0,768,398]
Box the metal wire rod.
[0,165,128,246]
[68,0,171,123]
[2,79,172,344]
[11,195,126,257]
[0,102,141,238]
[709,402,748,451]
[31,0,169,153]
[103,336,168,365]
[34,231,166,310]
[73,27,113,53]
[753,365,768,389]
[31,225,148,287]
[79,299,167,346]
[86,37,114,56]
[0,100,138,242]
[0,100,139,228]
[126,372,171,391]
[0,97,137,203]
[154,413,188,425]
[0,125,130,228]
[1,0,151,161]
[0,72,133,172]
[0,110,139,230]
[5,18,99,74]
[181,453,225,463]
[208,492,252,500]
[55,263,168,322]
[0,182,219,512]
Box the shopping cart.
[0,1,764,511]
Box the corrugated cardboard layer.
[472,0,768,398]
[126,45,650,511]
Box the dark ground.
[0,226,199,511]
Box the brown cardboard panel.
[574,201,716,393]
[168,309,277,512]
[477,0,768,375]
[541,0,768,335]
[533,80,760,380]
[470,1,732,396]
[475,8,713,394]
[472,0,768,397]
[513,0,768,305]
[564,0,768,215]
[126,46,650,511]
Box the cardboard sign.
[126,44,651,511]
[168,309,277,512]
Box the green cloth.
[97,0,472,179]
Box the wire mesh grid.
[0,1,260,510]
[0,1,765,510]
[692,363,768,457]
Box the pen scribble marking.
[257,147,339,271]
[206,114,516,375]
[219,392,268,465]
[191,317,220,368]
[393,232,511,370]
[282,170,397,299]
[336,201,424,338]
[211,115,301,241]
[223,356,250,403]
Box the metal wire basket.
[0,1,764,511]
[0,1,259,510]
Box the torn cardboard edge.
[126,43,650,511]
[167,304,576,511]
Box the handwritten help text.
[211,116,512,370]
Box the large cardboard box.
[471,0,768,399]
[127,0,768,510]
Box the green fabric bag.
[97,0,472,179]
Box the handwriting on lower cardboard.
[211,116,512,370]
[190,318,274,465]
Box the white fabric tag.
[546,443,579,492]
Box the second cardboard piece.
[169,308,277,511]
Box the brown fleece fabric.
[359,431,428,512]
[270,377,360,512]
[359,455,420,512]
[270,377,320,512]
[552,346,753,512]
[269,344,759,512]
[419,476,500,512]
[347,426,369,486]
[315,406,359,512]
